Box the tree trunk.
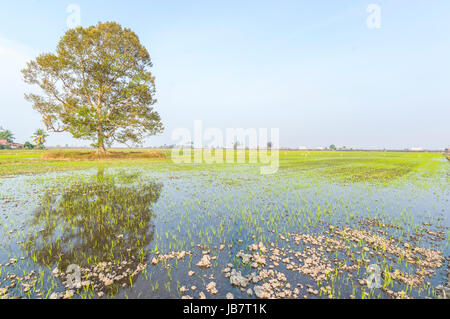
[96,95,107,156]
[96,140,106,155]
[96,124,107,155]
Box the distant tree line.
[0,126,49,149]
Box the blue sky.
[0,0,449,149]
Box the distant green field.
[0,149,446,182]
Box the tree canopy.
[0,127,14,143]
[32,128,49,149]
[22,21,163,154]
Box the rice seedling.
[0,150,447,299]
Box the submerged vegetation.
[22,171,161,297]
[0,150,448,299]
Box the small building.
[0,140,23,149]
[9,143,24,149]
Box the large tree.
[22,22,163,154]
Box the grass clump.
[42,150,166,160]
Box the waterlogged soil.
[0,163,449,299]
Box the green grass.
[0,149,171,177]
[1,149,445,182]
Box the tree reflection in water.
[24,168,162,295]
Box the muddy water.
[0,165,448,299]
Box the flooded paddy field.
[0,151,449,299]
